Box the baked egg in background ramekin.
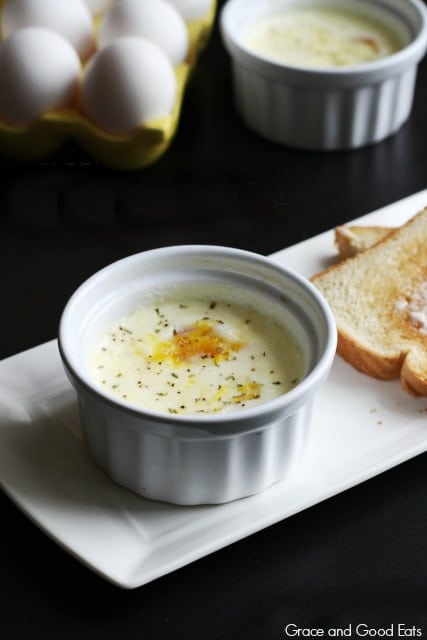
[58,245,337,505]
[220,0,427,150]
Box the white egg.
[1,0,95,60]
[82,0,113,16]
[81,36,177,134]
[167,0,212,21]
[98,0,189,65]
[0,27,81,125]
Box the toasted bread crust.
[334,225,394,258]
[401,350,427,396]
[312,208,427,396]
[337,327,405,380]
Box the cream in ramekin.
[89,282,307,415]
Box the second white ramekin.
[220,0,427,150]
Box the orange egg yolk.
[152,320,244,364]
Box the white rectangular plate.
[1,190,427,589]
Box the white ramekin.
[58,245,336,505]
[220,0,427,150]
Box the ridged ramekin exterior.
[75,385,314,505]
[221,0,427,150]
[232,62,417,150]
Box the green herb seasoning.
[90,284,305,415]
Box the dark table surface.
[1,3,426,639]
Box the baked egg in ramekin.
[59,245,336,505]
[220,0,427,150]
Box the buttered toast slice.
[334,225,394,258]
[312,208,427,396]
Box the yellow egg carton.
[0,0,216,170]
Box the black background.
[1,2,426,638]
